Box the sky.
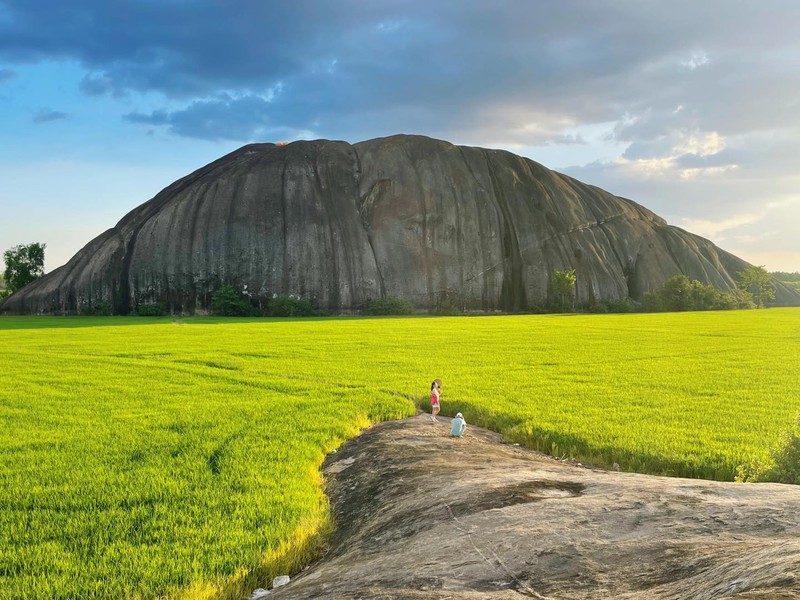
[1,0,799,274]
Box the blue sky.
[1,0,799,273]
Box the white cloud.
[678,164,738,179]
[681,212,764,238]
[681,50,711,70]
[614,155,677,177]
[615,129,735,179]
[680,197,799,240]
[676,131,725,156]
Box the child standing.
[430,379,442,422]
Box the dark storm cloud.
[1,0,799,146]
[32,108,69,123]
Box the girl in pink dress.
[430,379,442,422]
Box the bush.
[642,290,665,312]
[367,295,414,315]
[737,413,800,484]
[211,285,252,317]
[80,302,112,316]
[137,303,165,317]
[585,301,608,314]
[604,298,633,313]
[643,276,747,312]
[727,288,756,310]
[268,296,316,317]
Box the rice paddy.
[1,309,798,598]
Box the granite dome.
[2,135,797,314]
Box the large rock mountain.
[2,135,797,314]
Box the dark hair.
[431,380,437,391]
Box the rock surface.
[274,415,800,599]
[2,135,798,314]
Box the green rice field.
[1,309,799,598]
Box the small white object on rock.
[331,448,337,453]
[273,575,290,589]
[513,443,520,446]
[249,589,270,599]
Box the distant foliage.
[3,242,46,293]
[367,295,414,315]
[737,265,776,308]
[210,287,317,317]
[604,297,634,313]
[550,269,577,312]
[776,271,800,294]
[737,413,800,484]
[586,298,634,313]
[211,285,253,316]
[642,275,748,312]
[771,271,800,282]
[136,303,165,317]
[268,296,316,317]
[80,302,112,316]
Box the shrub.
[604,298,633,313]
[727,288,756,310]
[737,413,800,484]
[642,290,664,312]
[550,269,577,312]
[137,303,165,317]
[585,302,608,314]
[80,302,112,316]
[268,296,316,317]
[211,285,252,317]
[367,295,414,315]
[643,276,748,312]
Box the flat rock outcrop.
[2,135,798,314]
[274,415,800,599]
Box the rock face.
[275,415,800,599]
[2,135,798,314]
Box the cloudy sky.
[1,0,798,273]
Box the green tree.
[268,295,316,317]
[643,275,748,312]
[737,265,776,308]
[771,271,800,294]
[659,275,693,311]
[3,243,46,293]
[551,269,576,312]
[211,285,252,316]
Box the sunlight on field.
[1,310,798,598]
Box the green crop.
[1,309,798,598]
